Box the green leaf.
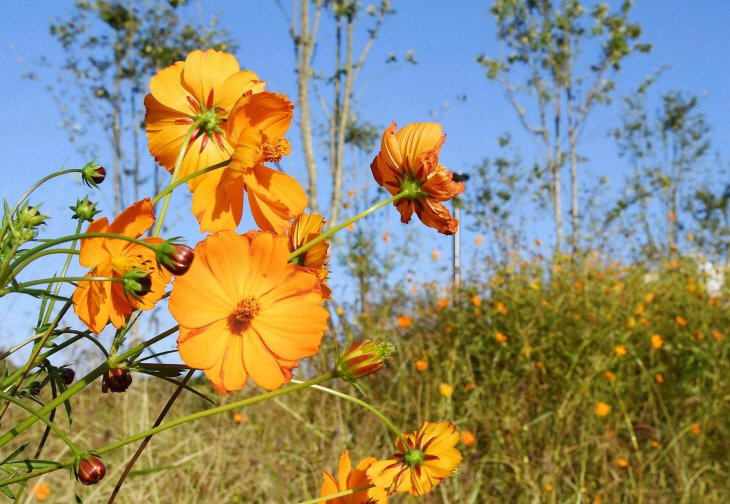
[0,459,69,471]
[0,442,30,464]
[0,484,15,500]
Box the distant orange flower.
[416,359,428,372]
[651,440,660,448]
[73,199,171,334]
[465,383,476,391]
[495,302,508,315]
[445,326,452,333]
[668,210,676,221]
[470,295,482,307]
[544,484,553,492]
[370,122,464,235]
[397,315,412,329]
[367,421,461,496]
[536,361,544,369]
[475,236,483,245]
[656,373,664,383]
[169,231,328,394]
[431,248,440,260]
[535,239,542,246]
[287,212,331,300]
[617,458,629,468]
[614,345,627,357]
[346,223,355,232]
[521,346,532,357]
[676,316,688,326]
[595,402,611,417]
[234,413,248,423]
[693,331,705,341]
[440,384,454,397]
[495,332,507,343]
[437,298,449,309]
[382,233,390,242]
[651,334,663,349]
[461,430,476,446]
[690,423,701,434]
[320,450,387,504]
[635,304,645,314]
[541,300,549,306]
[31,482,50,500]
[645,293,655,303]
[603,372,616,382]
[712,330,723,340]
[625,316,637,329]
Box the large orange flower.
[287,212,331,300]
[367,421,462,496]
[168,230,329,394]
[144,49,264,191]
[321,450,388,504]
[72,199,171,334]
[371,123,464,235]
[191,91,307,234]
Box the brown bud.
[60,367,75,385]
[101,368,132,393]
[162,244,195,276]
[78,455,106,485]
[335,340,395,381]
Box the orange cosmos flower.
[73,199,171,334]
[651,333,663,349]
[712,330,723,340]
[145,49,264,187]
[676,316,688,326]
[603,371,616,382]
[320,450,388,504]
[690,423,701,434]
[475,235,483,245]
[470,295,482,307]
[461,430,476,446]
[367,421,461,496]
[192,90,307,233]
[416,359,428,372]
[436,298,449,308]
[370,122,464,235]
[595,402,611,417]
[617,458,629,468]
[495,301,508,315]
[495,332,507,343]
[439,384,454,397]
[287,212,331,300]
[656,373,664,383]
[169,230,328,394]
[614,345,627,357]
[31,482,50,500]
[397,315,412,329]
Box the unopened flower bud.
[77,455,106,485]
[158,243,195,276]
[101,368,132,393]
[27,381,43,396]
[81,159,106,188]
[335,340,395,381]
[60,367,75,385]
[18,203,48,228]
[122,268,152,302]
[70,197,102,223]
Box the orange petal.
[416,199,458,235]
[218,334,247,394]
[218,70,265,112]
[228,91,293,140]
[145,116,191,172]
[107,198,156,239]
[72,272,110,334]
[79,218,109,268]
[148,60,192,113]
[179,132,233,191]
[336,450,353,492]
[252,297,328,361]
[242,331,291,390]
[244,164,308,234]
[238,232,290,297]
[320,472,340,499]
[191,171,245,233]
[394,122,443,173]
[182,49,240,104]
[177,319,231,370]
[228,127,263,175]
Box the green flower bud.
[70,197,102,223]
[18,203,48,228]
[81,159,106,188]
[122,267,152,302]
[335,340,395,381]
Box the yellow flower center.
[111,255,152,277]
[262,137,291,162]
[234,296,260,326]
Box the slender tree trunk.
[568,87,578,252]
[297,0,320,213]
[113,34,124,215]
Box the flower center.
[262,137,291,162]
[234,296,260,324]
[176,88,228,151]
[111,255,152,277]
[404,447,426,467]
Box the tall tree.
[477,0,650,253]
[47,0,236,214]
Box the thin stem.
[41,220,84,326]
[5,276,125,293]
[107,370,194,503]
[153,120,203,237]
[0,373,336,487]
[295,484,375,504]
[288,191,407,261]
[0,300,72,422]
[0,169,83,239]
[0,391,81,456]
[303,381,409,447]
[116,325,179,362]
[150,160,230,206]
[1,249,79,288]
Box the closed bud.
[70,197,102,223]
[122,268,152,302]
[60,367,75,385]
[158,242,195,276]
[27,381,43,396]
[81,159,106,188]
[102,368,132,393]
[77,455,106,485]
[18,203,48,228]
[335,340,395,381]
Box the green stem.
[153,120,203,237]
[303,381,410,447]
[115,325,179,362]
[0,373,335,487]
[0,169,83,239]
[41,221,84,326]
[5,276,125,294]
[5,249,80,288]
[150,160,230,206]
[295,484,375,504]
[288,191,407,262]
[0,391,81,456]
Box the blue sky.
[1,1,729,353]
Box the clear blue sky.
[1,1,729,352]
